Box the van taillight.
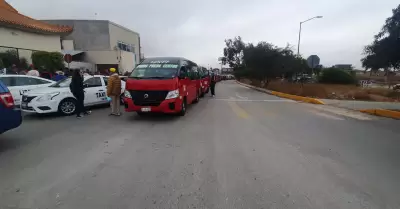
[0,92,15,108]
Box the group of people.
[69,68,121,118]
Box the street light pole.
[297,16,323,57]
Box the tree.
[222,37,309,85]
[31,51,64,72]
[361,4,400,71]
[223,36,245,69]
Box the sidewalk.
[321,99,400,111]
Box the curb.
[236,81,325,105]
[359,109,400,120]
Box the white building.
[0,0,72,64]
[43,19,141,74]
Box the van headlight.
[124,90,132,98]
[165,89,179,99]
[37,92,60,102]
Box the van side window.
[191,66,199,80]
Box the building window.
[117,41,135,53]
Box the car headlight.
[165,89,179,99]
[124,90,132,98]
[37,92,60,102]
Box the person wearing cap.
[107,68,122,116]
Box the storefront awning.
[61,50,84,56]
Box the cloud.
[8,0,399,68]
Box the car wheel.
[178,98,187,116]
[58,98,77,116]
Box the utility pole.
[297,16,323,57]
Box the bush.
[318,68,356,84]
[31,51,64,72]
[0,50,19,68]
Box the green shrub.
[318,68,356,84]
[0,50,19,68]
[31,51,64,72]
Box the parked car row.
[0,57,217,133]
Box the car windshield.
[130,63,179,79]
[49,78,71,87]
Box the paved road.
[1,81,400,209]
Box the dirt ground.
[241,79,400,102]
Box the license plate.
[21,102,28,109]
[141,107,151,112]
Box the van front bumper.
[124,96,184,114]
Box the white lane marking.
[215,98,295,102]
[302,103,373,121]
[235,93,248,100]
[308,109,344,120]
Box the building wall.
[0,27,61,63]
[108,22,140,64]
[84,51,117,65]
[120,50,135,73]
[43,20,111,51]
[0,27,61,51]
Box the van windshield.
[130,63,179,79]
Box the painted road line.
[235,93,248,100]
[302,103,373,121]
[215,99,295,102]
[227,97,249,119]
[307,109,344,120]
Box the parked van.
[199,67,210,97]
[124,57,200,116]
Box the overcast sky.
[8,0,399,68]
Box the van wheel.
[178,99,187,116]
[193,91,200,104]
[58,98,77,116]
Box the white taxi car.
[21,75,126,115]
[0,75,55,106]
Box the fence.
[0,46,37,69]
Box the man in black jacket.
[210,72,217,97]
[70,70,90,118]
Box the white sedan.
[0,75,55,106]
[21,75,125,115]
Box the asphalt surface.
[1,80,400,209]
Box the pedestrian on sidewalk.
[210,72,217,97]
[107,68,122,116]
[70,70,91,118]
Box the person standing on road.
[210,72,217,97]
[70,70,91,118]
[107,68,122,116]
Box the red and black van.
[124,57,200,116]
